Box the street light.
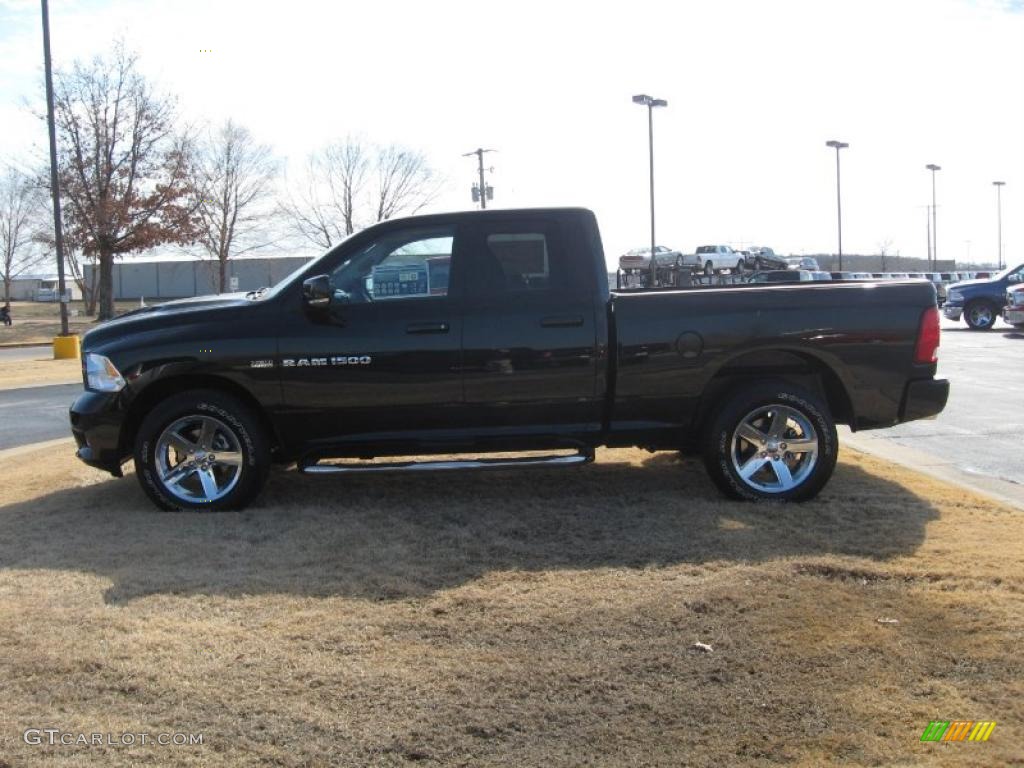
[993,181,1005,270]
[926,164,941,269]
[825,140,848,270]
[633,94,667,286]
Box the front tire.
[134,389,270,511]
[964,301,997,330]
[702,381,838,502]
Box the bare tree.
[193,120,278,292]
[1,166,47,303]
[280,137,369,250]
[31,224,98,314]
[373,143,442,222]
[53,43,197,320]
[282,138,441,250]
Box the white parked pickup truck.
[695,245,745,275]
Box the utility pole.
[41,0,69,337]
[463,148,495,210]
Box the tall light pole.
[825,140,848,270]
[993,181,1005,270]
[633,94,667,286]
[926,164,941,270]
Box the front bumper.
[1004,307,1024,326]
[942,305,963,321]
[69,390,126,476]
[900,378,950,422]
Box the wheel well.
[120,375,281,458]
[694,350,854,436]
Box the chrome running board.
[299,448,594,475]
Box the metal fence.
[84,257,314,300]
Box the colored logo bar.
[921,721,996,742]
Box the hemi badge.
[249,359,274,369]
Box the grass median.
[0,444,1020,766]
[0,300,140,346]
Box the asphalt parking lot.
[845,316,1023,491]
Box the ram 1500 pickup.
[70,208,949,511]
[943,263,1024,330]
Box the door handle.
[406,321,450,334]
[540,315,584,328]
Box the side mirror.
[302,275,332,309]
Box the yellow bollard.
[53,335,81,360]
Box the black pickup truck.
[70,208,948,511]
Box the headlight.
[85,353,126,392]
[947,289,963,303]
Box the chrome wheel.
[154,414,244,504]
[730,404,819,494]
[967,304,994,329]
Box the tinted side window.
[487,233,550,291]
[467,222,567,296]
[328,226,454,303]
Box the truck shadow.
[0,453,939,604]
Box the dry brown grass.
[0,301,140,345]
[0,443,1021,767]
[0,357,82,390]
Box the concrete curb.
[0,342,55,349]
[840,427,1024,511]
[0,437,75,462]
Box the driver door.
[278,223,466,447]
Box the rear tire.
[964,301,997,330]
[736,259,745,274]
[702,381,838,502]
[134,389,270,511]
[704,261,715,277]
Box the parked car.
[921,273,947,304]
[748,270,813,283]
[619,245,691,272]
[747,246,789,271]
[695,244,744,275]
[787,257,820,271]
[944,263,1024,329]
[1003,284,1024,328]
[68,206,948,510]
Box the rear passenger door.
[460,216,602,436]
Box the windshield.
[260,235,360,299]
[993,263,1024,281]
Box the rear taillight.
[914,305,940,364]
